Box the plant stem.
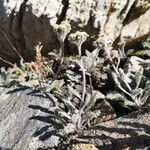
[78,43,82,58]
[0,56,15,67]
[82,67,86,102]
[59,40,64,59]
[76,59,86,130]
[0,28,24,60]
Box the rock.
[83,105,150,149]
[0,0,150,63]
[120,1,150,45]
[72,143,98,150]
[0,86,149,149]
[0,86,57,150]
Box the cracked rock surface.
[0,0,150,61]
[0,87,55,150]
[0,86,149,149]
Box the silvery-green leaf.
[46,65,54,74]
[124,100,136,107]
[83,93,92,110]
[20,58,26,70]
[118,46,126,59]
[111,71,120,86]
[77,58,88,70]
[92,49,99,58]
[145,80,150,87]
[66,70,81,82]
[132,88,143,97]
[1,67,6,73]
[19,81,35,87]
[71,113,80,125]
[67,74,80,82]
[58,110,71,120]
[83,93,97,111]
[52,107,71,120]
[56,93,77,111]
[82,110,101,126]
[48,52,57,57]
[119,68,131,83]
[83,91,105,112]
[50,79,64,91]
[143,85,150,97]
[93,90,105,99]
[66,70,75,75]
[85,49,91,57]
[106,92,126,101]
[48,107,59,112]
[67,85,82,100]
[135,68,143,89]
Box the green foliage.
[0,24,149,142]
[48,86,104,133]
[101,41,150,107]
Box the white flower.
[68,31,89,56]
[53,21,71,42]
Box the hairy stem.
[0,56,15,67]
[59,40,64,59]
[78,43,82,58]
[0,28,24,60]
[82,67,86,102]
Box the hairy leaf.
[67,85,82,100]
[106,92,126,101]
[135,68,143,89]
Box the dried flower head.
[53,21,71,57]
[94,34,113,50]
[54,21,71,42]
[68,31,89,57]
[34,42,46,79]
[94,36,104,49]
[94,36,114,65]
[68,31,89,46]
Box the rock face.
[0,0,150,63]
[0,86,149,150]
[0,87,54,150]
[83,106,150,150]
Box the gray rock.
[0,86,57,150]
[0,0,150,61]
[0,86,149,149]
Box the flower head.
[68,31,89,47]
[68,31,89,57]
[53,21,71,42]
